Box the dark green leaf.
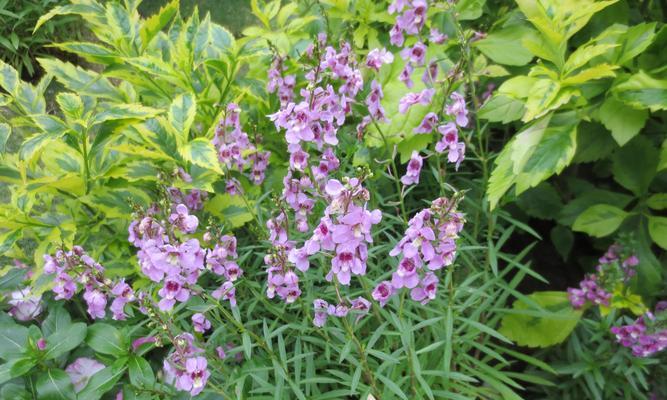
[36,369,76,400]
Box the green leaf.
[561,64,617,85]
[205,193,254,228]
[81,187,151,219]
[43,323,86,360]
[611,71,667,111]
[41,305,72,337]
[53,42,121,64]
[78,364,127,400]
[0,60,19,94]
[572,204,627,237]
[140,0,179,48]
[106,3,137,50]
[499,291,582,348]
[515,182,563,220]
[38,58,123,102]
[168,93,197,141]
[128,356,155,387]
[523,79,560,121]
[86,323,127,356]
[616,22,657,65]
[0,321,28,359]
[550,225,574,260]
[34,3,106,32]
[647,193,667,210]
[456,0,486,20]
[513,115,579,194]
[598,97,648,146]
[478,95,525,123]
[611,136,658,195]
[56,93,84,121]
[573,121,616,163]
[194,17,235,63]
[474,25,535,66]
[397,134,432,163]
[93,103,162,125]
[36,369,76,400]
[180,138,223,174]
[0,229,21,254]
[648,216,667,250]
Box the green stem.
[371,119,408,222]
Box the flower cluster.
[567,244,639,309]
[312,296,371,327]
[206,234,242,307]
[267,55,296,105]
[163,333,210,396]
[129,208,204,312]
[611,302,667,358]
[43,247,136,320]
[373,196,464,306]
[213,103,271,191]
[294,177,382,286]
[264,210,303,304]
[269,35,368,234]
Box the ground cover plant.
[0,0,666,399]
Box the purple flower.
[372,281,396,307]
[158,278,190,311]
[8,287,42,321]
[313,299,329,327]
[212,281,237,307]
[350,297,371,322]
[366,48,394,70]
[446,92,469,127]
[110,279,134,320]
[169,204,199,234]
[83,288,107,319]
[399,63,414,88]
[66,358,105,392]
[192,313,211,333]
[53,273,77,300]
[132,336,156,352]
[400,42,427,66]
[410,272,439,304]
[216,346,227,359]
[414,112,438,133]
[400,151,423,186]
[390,24,405,46]
[398,88,435,114]
[429,28,447,44]
[176,357,210,396]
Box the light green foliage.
[500,291,582,348]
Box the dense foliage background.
[1,0,666,399]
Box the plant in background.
[0,0,82,78]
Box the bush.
[0,0,666,399]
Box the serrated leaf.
[474,25,535,66]
[611,136,658,195]
[205,193,254,228]
[140,0,179,48]
[0,60,19,93]
[168,93,197,141]
[38,58,123,101]
[478,95,525,123]
[598,97,647,146]
[611,71,667,111]
[180,138,222,174]
[572,204,627,237]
